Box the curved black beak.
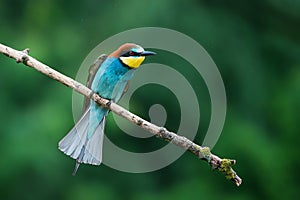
[141,51,156,56]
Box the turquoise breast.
[91,57,135,101]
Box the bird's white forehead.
[131,46,144,53]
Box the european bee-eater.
[58,43,155,175]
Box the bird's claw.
[106,99,114,107]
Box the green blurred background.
[1,0,299,199]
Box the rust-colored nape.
[108,43,143,58]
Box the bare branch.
[0,43,242,186]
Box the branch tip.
[106,99,113,108]
[233,174,242,186]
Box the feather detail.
[58,108,104,166]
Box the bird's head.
[109,43,156,69]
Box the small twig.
[0,43,242,186]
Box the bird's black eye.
[121,51,140,57]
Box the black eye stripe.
[122,51,141,57]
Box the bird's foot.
[106,99,114,108]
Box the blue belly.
[87,58,135,138]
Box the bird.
[58,43,155,175]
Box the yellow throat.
[120,56,145,69]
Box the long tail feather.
[72,160,81,176]
[58,108,105,171]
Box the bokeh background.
[1,0,299,199]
